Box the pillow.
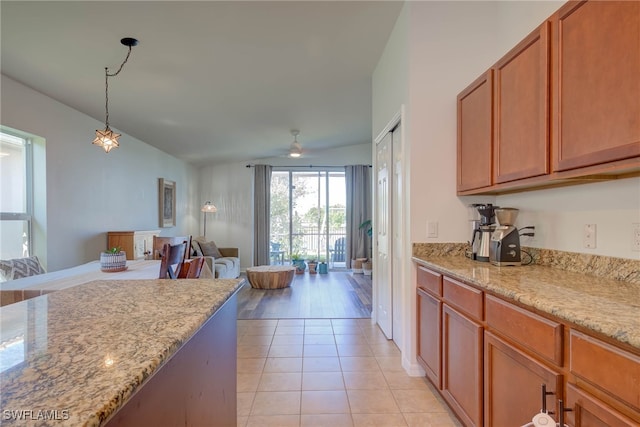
[0,256,46,282]
[198,240,222,258]
[191,240,204,257]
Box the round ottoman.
[246,265,296,289]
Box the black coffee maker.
[471,204,497,262]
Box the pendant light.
[93,37,138,153]
[289,129,302,158]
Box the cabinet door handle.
[541,384,555,415]
[558,399,572,427]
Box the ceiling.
[1,1,403,166]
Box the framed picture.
[159,178,176,228]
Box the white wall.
[199,143,372,271]
[1,75,200,271]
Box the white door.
[376,131,393,339]
[391,125,403,344]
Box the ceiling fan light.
[289,141,302,158]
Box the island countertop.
[412,255,640,351]
[0,278,244,427]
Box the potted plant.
[291,252,306,274]
[100,246,127,272]
[318,256,328,274]
[306,257,318,274]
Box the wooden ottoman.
[246,265,295,289]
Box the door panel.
[376,132,392,339]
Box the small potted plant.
[318,256,328,274]
[291,252,306,274]
[100,246,127,272]
[306,257,318,274]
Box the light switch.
[427,221,438,238]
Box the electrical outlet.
[633,223,640,251]
[583,224,597,249]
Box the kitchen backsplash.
[412,243,640,285]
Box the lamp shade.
[201,201,217,212]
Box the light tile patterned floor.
[237,318,462,427]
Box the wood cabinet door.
[494,22,550,183]
[552,0,640,172]
[417,288,441,388]
[442,304,483,427]
[457,70,493,192]
[565,383,639,427]
[484,331,563,427]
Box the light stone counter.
[412,255,640,350]
[0,278,244,426]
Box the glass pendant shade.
[93,127,121,153]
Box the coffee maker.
[471,204,497,262]
[489,208,521,266]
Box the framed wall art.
[158,178,176,228]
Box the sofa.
[191,238,240,279]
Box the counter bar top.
[413,255,640,350]
[0,278,244,426]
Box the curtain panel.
[345,165,372,268]
[253,164,272,266]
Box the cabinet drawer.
[570,330,640,411]
[486,295,563,366]
[443,277,483,321]
[417,265,442,297]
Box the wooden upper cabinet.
[552,0,640,172]
[493,22,550,183]
[457,70,493,192]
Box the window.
[270,169,346,268]
[0,131,33,259]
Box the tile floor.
[237,318,462,427]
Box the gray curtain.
[253,164,272,266]
[345,165,372,267]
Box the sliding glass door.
[270,169,346,268]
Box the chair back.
[152,236,192,260]
[332,237,346,262]
[178,257,206,279]
[159,242,187,279]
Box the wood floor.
[237,271,372,319]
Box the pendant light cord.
[104,45,133,129]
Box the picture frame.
[158,178,176,228]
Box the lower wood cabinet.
[414,262,640,427]
[565,383,638,427]
[417,287,441,388]
[484,331,562,427]
[442,304,483,427]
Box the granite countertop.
[412,255,640,351]
[0,278,244,427]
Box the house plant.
[318,256,328,274]
[291,253,306,274]
[100,246,127,272]
[306,257,318,274]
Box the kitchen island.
[0,277,244,426]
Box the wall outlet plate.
[633,223,640,251]
[583,224,596,249]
